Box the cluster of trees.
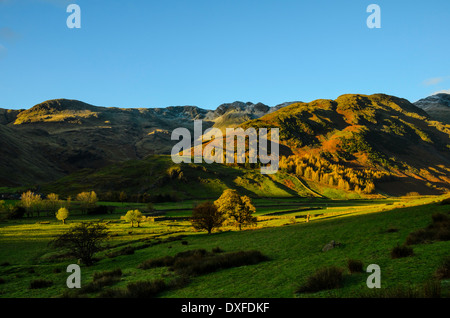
[101,191,178,204]
[0,190,102,221]
[116,189,257,234]
[279,154,389,194]
[191,189,257,234]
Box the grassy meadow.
[0,194,449,298]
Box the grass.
[0,195,449,298]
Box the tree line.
[279,154,392,194]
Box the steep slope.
[0,99,290,186]
[414,93,450,124]
[240,94,450,195]
[0,124,65,186]
[41,155,314,200]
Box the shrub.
[87,205,111,215]
[138,249,268,277]
[138,255,174,270]
[405,228,431,245]
[79,276,121,294]
[92,268,122,282]
[212,247,224,253]
[296,266,344,294]
[434,256,450,280]
[7,206,26,220]
[390,244,414,259]
[358,281,441,298]
[431,212,449,223]
[171,250,268,276]
[29,278,53,289]
[386,227,399,233]
[107,246,136,258]
[347,259,364,273]
[100,280,166,298]
[125,280,166,298]
[406,213,450,245]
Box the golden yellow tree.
[56,207,69,224]
[20,191,42,217]
[214,189,256,231]
[77,191,98,214]
[124,209,144,227]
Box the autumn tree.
[77,191,98,214]
[191,201,225,234]
[56,207,69,224]
[46,193,61,216]
[119,191,128,205]
[214,189,257,231]
[20,191,42,217]
[124,209,144,227]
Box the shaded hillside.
[1,95,449,197]
[0,124,65,185]
[41,155,314,200]
[0,99,288,186]
[241,94,450,195]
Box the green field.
[0,194,449,298]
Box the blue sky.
[0,0,449,110]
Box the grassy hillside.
[241,94,450,195]
[41,155,314,200]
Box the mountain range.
[0,93,449,197]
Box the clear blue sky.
[0,0,449,110]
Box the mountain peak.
[413,93,450,124]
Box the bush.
[138,249,268,277]
[347,259,364,273]
[107,246,136,258]
[7,206,26,220]
[390,244,414,259]
[296,266,344,294]
[100,279,166,298]
[87,205,112,215]
[212,247,224,253]
[386,227,399,233]
[358,281,441,298]
[79,276,121,294]
[172,250,268,276]
[434,256,450,280]
[92,268,122,282]
[138,255,175,270]
[29,278,53,289]
[406,213,450,245]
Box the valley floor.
[0,195,449,298]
